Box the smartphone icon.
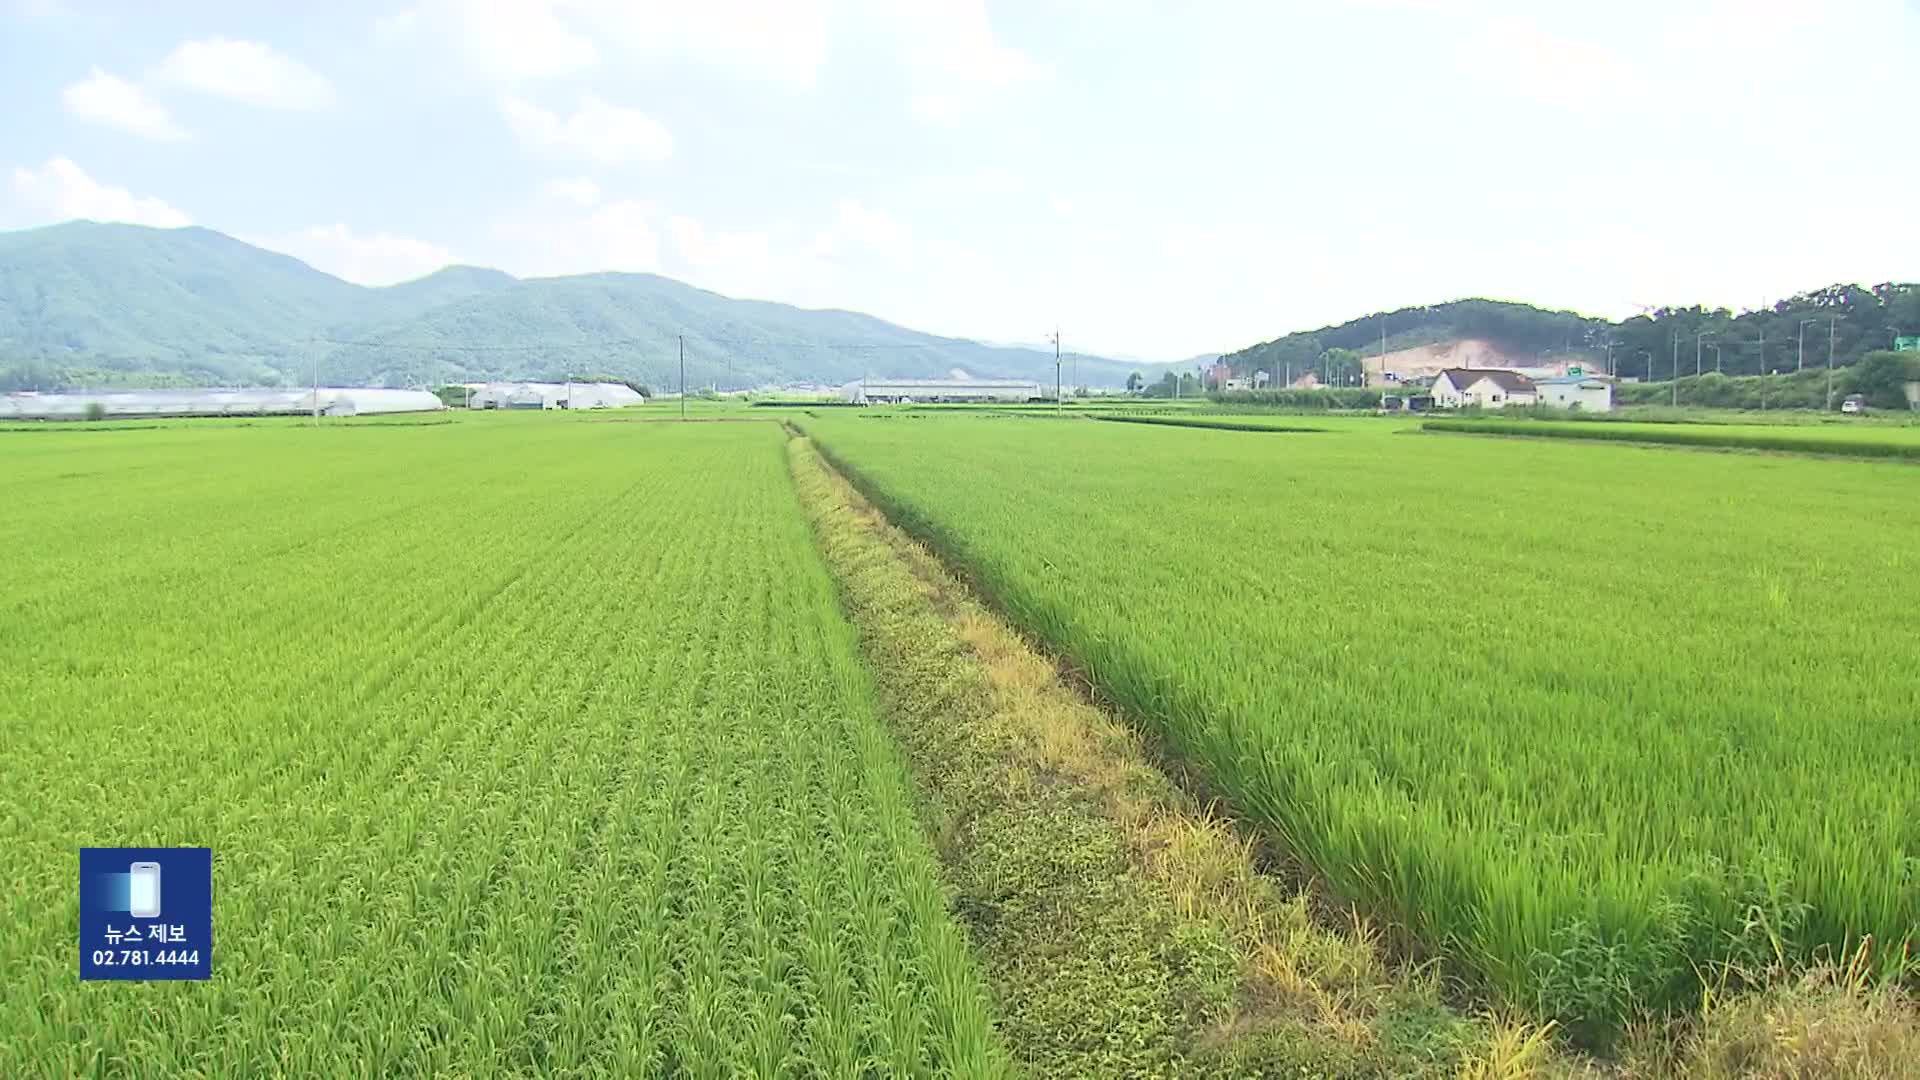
[129,862,162,918]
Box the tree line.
[1218,284,1919,385]
[1608,284,1917,380]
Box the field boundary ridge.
[787,433,1549,1078]
[791,418,1920,1077]
[1090,414,1329,433]
[1422,418,1920,460]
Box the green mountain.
[320,271,1156,390]
[363,265,519,316]
[0,222,363,387]
[0,221,1146,391]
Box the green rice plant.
[0,417,1009,1077]
[799,411,1920,1041]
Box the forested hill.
[0,221,1147,391]
[1223,286,1920,381]
[1222,300,1601,381]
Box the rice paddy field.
[0,416,1005,1076]
[6,404,1917,1073]
[799,411,1920,1036]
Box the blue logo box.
[79,847,212,981]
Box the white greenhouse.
[466,382,646,410]
[841,378,1048,404]
[0,387,446,420]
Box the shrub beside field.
[1619,352,1920,411]
[799,412,1920,1044]
[1210,387,1382,410]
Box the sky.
[2,0,1916,361]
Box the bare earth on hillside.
[1363,338,1590,384]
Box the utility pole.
[1798,318,1816,373]
[310,338,320,425]
[678,335,686,420]
[1755,330,1764,380]
[1695,331,1710,378]
[1670,332,1680,407]
[1605,341,1618,377]
[1051,328,1062,413]
[1826,315,1838,411]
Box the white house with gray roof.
[1431,368,1537,409]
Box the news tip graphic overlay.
[80,848,211,981]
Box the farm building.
[1534,376,1614,412]
[841,378,1048,404]
[1431,368,1537,409]
[0,387,444,420]
[466,382,645,410]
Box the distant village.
[832,357,1615,410]
[1201,347,1615,412]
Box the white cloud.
[388,0,830,86]
[813,198,911,263]
[5,157,190,228]
[371,8,418,43]
[1457,19,1649,114]
[503,95,674,164]
[492,197,663,278]
[1044,190,1133,235]
[921,168,1025,198]
[377,0,1037,103]
[540,177,603,206]
[891,0,1042,122]
[248,224,459,285]
[665,214,774,290]
[377,0,598,80]
[157,38,334,109]
[61,68,187,141]
[479,189,927,313]
[568,0,834,87]
[904,1,1040,85]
